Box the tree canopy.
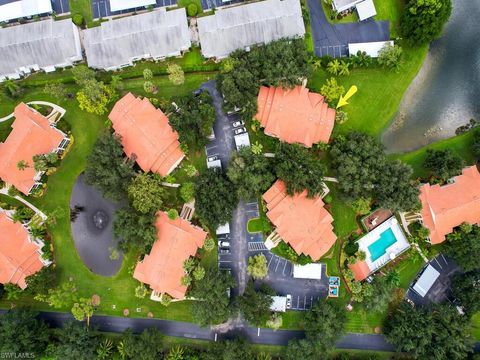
[451,269,480,316]
[118,328,163,360]
[113,206,157,253]
[400,0,452,45]
[194,168,238,229]
[443,225,480,272]
[84,132,136,201]
[190,268,235,326]
[54,320,99,360]
[0,309,50,354]
[169,91,216,148]
[285,300,346,358]
[247,254,268,279]
[384,303,471,360]
[227,147,275,200]
[330,132,419,211]
[423,149,464,182]
[127,173,167,214]
[218,39,310,121]
[274,143,326,197]
[237,280,274,327]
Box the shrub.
[135,284,148,299]
[160,294,172,306]
[203,237,215,252]
[72,14,84,26]
[187,3,198,17]
[344,240,359,257]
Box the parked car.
[232,120,245,128]
[193,89,203,96]
[207,127,215,140]
[405,298,415,308]
[207,155,219,162]
[219,248,230,254]
[218,240,230,248]
[286,294,292,309]
[234,127,247,135]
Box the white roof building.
[332,0,363,12]
[293,263,322,279]
[0,0,52,23]
[234,132,250,151]
[109,0,156,12]
[270,296,287,312]
[207,158,222,169]
[348,41,394,58]
[84,8,191,71]
[216,222,230,235]
[356,0,376,21]
[197,0,305,59]
[0,19,82,82]
[412,265,440,297]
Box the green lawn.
[309,45,428,138]
[0,118,14,142]
[0,68,214,321]
[69,0,95,28]
[392,129,478,178]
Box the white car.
[234,127,246,135]
[232,120,245,128]
[218,241,230,248]
[286,294,292,309]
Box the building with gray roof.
[0,19,82,82]
[197,0,305,59]
[84,8,191,71]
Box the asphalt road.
[34,310,396,350]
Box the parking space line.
[441,253,448,265]
[267,254,274,269]
[296,296,300,309]
[310,296,313,309]
[434,257,443,269]
[274,257,282,272]
[282,260,288,275]
[303,296,306,310]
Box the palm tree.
[117,341,127,360]
[327,59,341,75]
[251,141,263,155]
[96,338,113,360]
[166,346,185,360]
[338,61,350,76]
[4,80,20,97]
[16,160,28,171]
[308,56,322,71]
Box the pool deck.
[357,216,410,274]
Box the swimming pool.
[368,228,398,262]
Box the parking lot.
[405,254,460,307]
[244,201,329,310]
[91,0,177,19]
[200,0,242,10]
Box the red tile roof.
[263,180,337,260]
[109,93,185,177]
[255,85,336,147]
[0,103,66,195]
[133,211,207,299]
[0,211,44,289]
[349,260,370,281]
[419,165,480,244]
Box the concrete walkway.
[0,101,66,123]
[0,188,47,220]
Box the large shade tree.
[218,39,310,121]
[194,168,238,229]
[274,143,326,197]
[400,0,452,45]
[127,173,167,214]
[227,147,275,201]
[237,281,274,327]
[451,269,480,316]
[443,225,480,272]
[0,309,50,354]
[168,91,216,148]
[54,320,99,360]
[190,268,236,326]
[113,206,157,253]
[423,149,464,182]
[384,303,471,360]
[84,132,136,201]
[330,132,419,211]
[285,300,346,358]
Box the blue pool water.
[368,228,397,262]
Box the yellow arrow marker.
[336,85,358,109]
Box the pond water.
[382,0,480,153]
